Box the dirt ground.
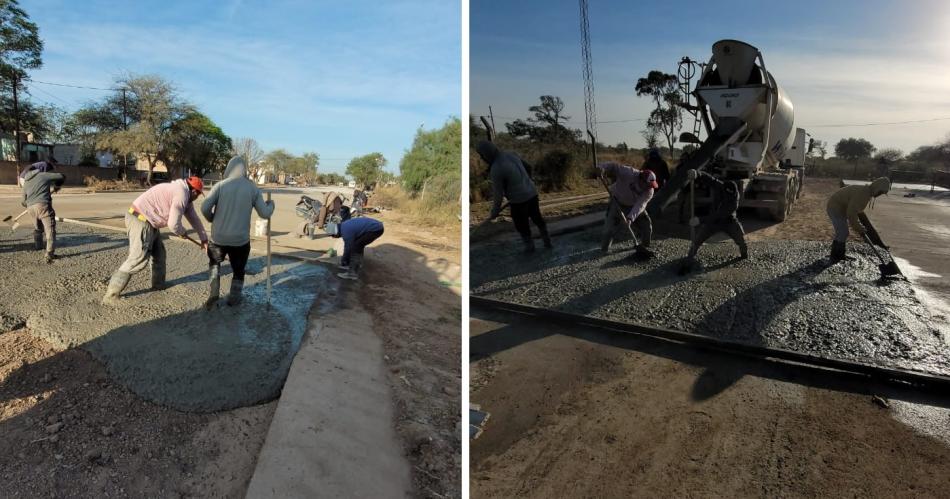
[470,310,950,498]
[361,216,463,498]
[470,175,950,498]
[0,189,462,498]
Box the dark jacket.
[643,156,670,187]
[340,217,384,246]
[21,169,66,207]
[697,173,738,224]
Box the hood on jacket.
[870,177,891,197]
[22,169,42,182]
[475,141,499,166]
[224,156,247,179]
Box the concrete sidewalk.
[245,287,412,499]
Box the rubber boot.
[522,236,536,255]
[739,242,749,260]
[829,240,845,263]
[33,232,44,251]
[338,254,361,281]
[540,227,553,249]
[102,271,131,305]
[226,279,244,306]
[45,252,55,264]
[632,244,655,261]
[205,265,220,310]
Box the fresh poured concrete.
[0,224,333,412]
[471,229,950,376]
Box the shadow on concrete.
[471,306,950,409]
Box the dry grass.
[371,185,460,228]
[83,176,142,192]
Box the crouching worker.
[679,170,748,275]
[21,158,65,264]
[826,177,890,262]
[102,177,208,305]
[200,156,275,308]
[597,161,657,259]
[326,217,384,281]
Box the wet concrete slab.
[471,229,950,376]
[0,224,334,412]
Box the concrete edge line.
[245,293,413,498]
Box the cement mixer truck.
[648,39,807,221]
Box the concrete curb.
[245,288,412,498]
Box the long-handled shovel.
[4,209,29,232]
[266,191,272,306]
[179,233,204,248]
[471,203,508,237]
[862,233,902,281]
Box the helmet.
[186,176,204,194]
[324,221,340,237]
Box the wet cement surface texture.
[0,224,332,412]
[472,229,950,376]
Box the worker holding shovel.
[678,170,748,275]
[325,216,384,281]
[596,161,657,259]
[475,140,551,254]
[200,156,275,309]
[102,176,208,305]
[826,177,891,263]
[20,158,65,264]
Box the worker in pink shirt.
[102,176,208,304]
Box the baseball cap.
[641,169,659,189]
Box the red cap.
[641,169,659,189]
[186,176,204,194]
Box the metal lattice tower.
[579,0,597,142]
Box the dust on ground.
[360,211,462,498]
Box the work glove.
[686,169,698,181]
[689,217,700,227]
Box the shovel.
[471,203,508,236]
[862,233,902,279]
[4,209,29,232]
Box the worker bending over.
[325,216,384,281]
[21,158,65,264]
[476,140,551,254]
[597,161,657,259]
[679,170,748,274]
[826,177,891,262]
[200,157,275,308]
[102,177,208,305]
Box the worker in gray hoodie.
[21,158,65,264]
[200,156,275,308]
[475,140,551,254]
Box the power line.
[24,84,74,107]
[28,79,115,91]
[805,116,950,128]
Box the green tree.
[165,111,232,178]
[834,137,876,162]
[399,117,461,194]
[0,0,42,82]
[35,104,80,143]
[97,74,193,184]
[346,152,386,188]
[635,70,682,156]
[263,148,294,173]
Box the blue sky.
[21,0,461,175]
[472,0,950,155]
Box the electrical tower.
[579,0,597,143]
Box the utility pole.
[12,73,20,163]
[121,87,128,179]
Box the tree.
[263,148,294,173]
[399,117,461,194]
[284,151,320,184]
[528,95,569,128]
[834,138,876,162]
[874,148,903,165]
[0,0,42,81]
[345,152,386,188]
[640,128,660,149]
[165,111,231,178]
[231,137,264,167]
[635,70,682,156]
[35,104,80,143]
[97,74,193,184]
